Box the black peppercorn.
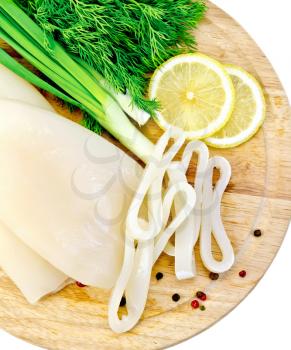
[156,272,164,280]
[254,229,262,237]
[172,293,180,302]
[209,272,219,280]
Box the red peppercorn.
[76,281,87,288]
[239,270,247,278]
[196,291,207,301]
[191,299,200,309]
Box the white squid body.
[0,67,142,302]
[0,220,71,303]
[0,65,73,303]
[0,100,142,288]
[0,64,53,111]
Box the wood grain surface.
[0,2,290,349]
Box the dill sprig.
[81,111,103,134]
[16,0,207,115]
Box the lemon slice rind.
[205,65,266,148]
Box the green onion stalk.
[0,0,154,163]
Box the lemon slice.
[205,65,266,148]
[149,53,235,139]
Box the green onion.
[0,0,154,162]
[0,49,85,112]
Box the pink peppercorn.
[196,291,207,301]
[191,299,200,309]
[76,281,87,288]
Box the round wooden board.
[0,2,290,349]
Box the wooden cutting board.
[0,2,290,349]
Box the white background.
[0,0,290,349]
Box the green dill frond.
[81,112,103,135]
[16,0,207,115]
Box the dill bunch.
[16,0,206,115]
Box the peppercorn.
[196,291,207,301]
[120,296,126,307]
[239,270,247,278]
[209,272,219,280]
[254,229,262,237]
[200,305,206,311]
[76,281,86,288]
[172,293,180,302]
[191,299,200,309]
[156,272,164,281]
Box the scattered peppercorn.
[76,281,86,288]
[239,270,247,278]
[209,272,219,280]
[120,296,126,307]
[172,293,180,302]
[156,272,164,281]
[200,305,206,311]
[254,229,262,237]
[191,299,200,309]
[196,291,207,301]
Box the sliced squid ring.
[200,156,234,273]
